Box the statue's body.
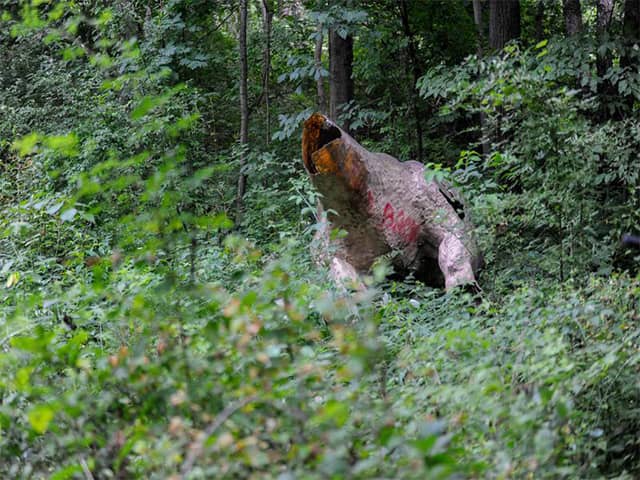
[302,113,481,289]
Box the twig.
[212,11,235,33]
[80,459,94,480]
[0,327,31,348]
[180,394,258,477]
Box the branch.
[179,394,258,477]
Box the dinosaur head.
[301,113,367,193]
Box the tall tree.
[472,0,485,55]
[315,21,327,113]
[236,0,249,215]
[621,0,640,108]
[563,0,583,36]
[261,0,273,144]
[596,0,614,97]
[534,0,545,41]
[489,0,520,50]
[329,28,354,130]
[473,0,490,157]
[623,0,640,47]
[399,0,424,161]
[597,0,615,34]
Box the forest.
[1,0,640,478]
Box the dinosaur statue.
[301,112,481,290]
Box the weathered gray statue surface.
[302,113,481,290]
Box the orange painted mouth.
[301,112,368,194]
[301,113,342,175]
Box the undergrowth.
[1,2,640,479]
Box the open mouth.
[302,113,342,175]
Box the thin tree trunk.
[534,0,545,41]
[399,0,424,162]
[621,0,640,108]
[597,0,615,33]
[624,0,640,39]
[622,0,640,80]
[623,0,640,57]
[315,22,327,113]
[236,0,249,215]
[563,0,583,36]
[473,0,490,157]
[472,0,484,55]
[329,29,354,131]
[596,0,615,113]
[489,0,520,50]
[261,0,273,145]
[597,0,614,79]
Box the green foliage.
[420,38,640,282]
[2,0,640,478]
[379,276,640,477]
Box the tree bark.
[329,29,354,131]
[563,0,583,36]
[472,0,485,55]
[315,22,327,114]
[261,0,273,145]
[596,0,614,82]
[399,0,424,162]
[621,0,640,108]
[473,0,490,157]
[623,0,640,45]
[489,0,520,50]
[236,0,249,215]
[534,0,545,42]
[597,0,615,33]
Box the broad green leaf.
[28,405,55,434]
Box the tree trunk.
[236,0,249,215]
[621,0,640,50]
[472,0,485,55]
[563,0,583,36]
[329,29,354,131]
[489,0,520,50]
[315,22,327,114]
[596,0,615,105]
[597,0,615,34]
[621,0,640,108]
[534,0,545,41]
[623,0,640,47]
[620,0,640,67]
[261,0,273,145]
[399,0,424,162]
[473,0,490,157]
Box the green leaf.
[44,133,79,156]
[535,39,548,49]
[378,425,396,446]
[50,465,83,480]
[12,133,40,156]
[319,400,349,427]
[28,404,55,434]
[15,366,33,391]
[131,96,156,120]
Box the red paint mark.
[367,190,419,244]
[383,203,394,227]
[367,190,375,211]
[381,202,419,244]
